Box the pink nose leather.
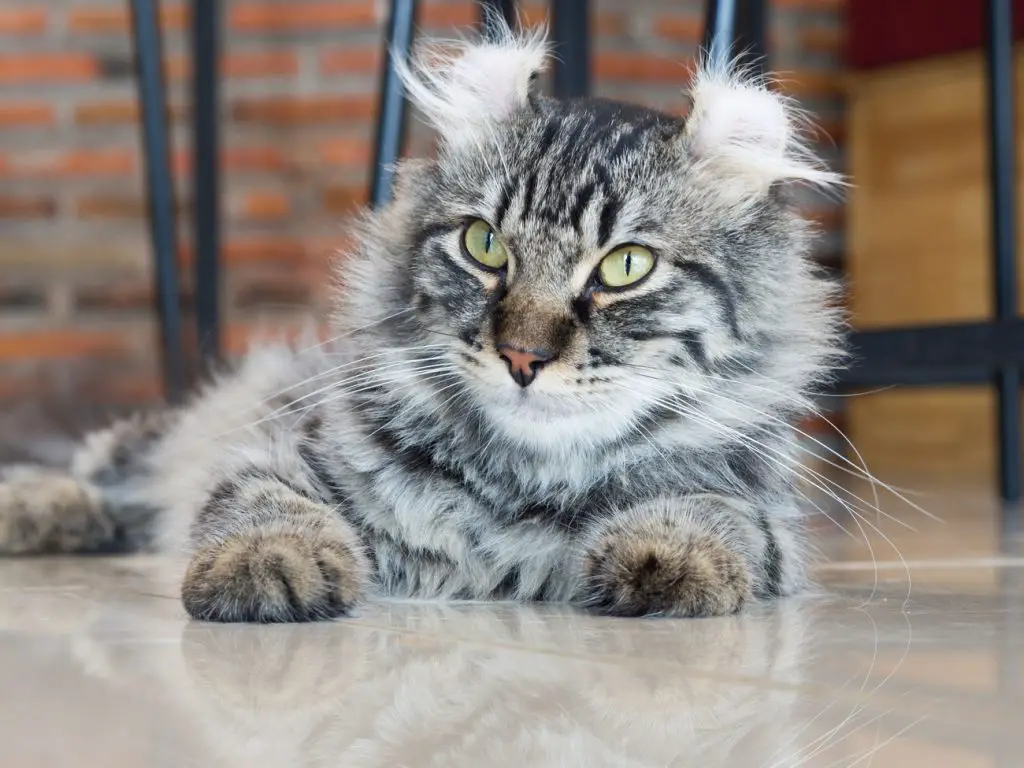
[496,344,553,388]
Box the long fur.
[0,25,843,623]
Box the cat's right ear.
[396,24,548,151]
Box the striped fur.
[0,26,841,623]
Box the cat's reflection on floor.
[3,588,864,767]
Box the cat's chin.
[469,381,639,451]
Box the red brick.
[318,138,371,167]
[224,51,299,78]
[54,149,135,176]
[234,275,312,310]
[231,94,377,126]
[0,103,54,127]
[96,373,163,403]
[0,195,56,218]
[0,329,133,361]
[76,195,190,219]
[0,371,41,401]
[75,101,137,126]
[76,281,153,311]
[420,2,477,27]
[652,16,703,43]
[229,2,376,31]
[512,7,625,36]
[225,322,330,357]
[594,53,691,84]
[0,149,135,177]
[179,238,308,267]
[800,26,843,55]
[76,196,141,219]
[67,4,188,33]
[0,8,48,35]
[593,11,627,36]
[171,146,289,176]
[224,146,292,173]
[74,100,187,126]
[322,185,367,215]
[0,53,98,83]
[233,191,292,222]
[164,51,299,80]
[319,48,381,76]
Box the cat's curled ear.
[396,23,548,151]
[683,60,842,207]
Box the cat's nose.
[496,344,554,388]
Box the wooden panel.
[846,388,995,479]
[846,52,1023,480]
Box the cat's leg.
[575,495,797,618]
[181,471,371,623]
[0,412,173,555]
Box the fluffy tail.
[0,412,175,555]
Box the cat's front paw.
[182,521,369,623]
[579,518,750,618]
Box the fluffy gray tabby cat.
[0,27,841,623]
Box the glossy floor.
[0,481,1021,767]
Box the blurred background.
[0,0,845,452]
[0,0,1017,494]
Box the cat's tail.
[0,412,176,555]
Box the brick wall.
[0,0,844,416]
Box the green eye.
[462,219,508,271]
[598,244,655,288]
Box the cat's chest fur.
[308,398,661,601]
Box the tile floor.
[0,479,1021,767]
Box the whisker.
[623,363,938,526]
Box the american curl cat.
[0,26,842,623]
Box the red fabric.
[847,0,1024,70]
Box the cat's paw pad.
[0,471,110,555]
[182,525,368,623]
[580,525,749,618]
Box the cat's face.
[406,100,740,440]
[351,30,839,451]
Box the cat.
[0,25,842,623]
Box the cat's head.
[339,25,842,453]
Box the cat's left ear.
[682,61,842,206]
[396,25,548,151]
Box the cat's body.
[0,28,841,623]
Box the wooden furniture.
[845,2,1022,495]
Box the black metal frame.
[986,0,1021,502]
[370,0,418,209]
[130,0,186,402]
[702,0,766,74]
[480,0,517,35]
[192,0,222,365]
[551,0,589,99]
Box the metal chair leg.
[129,0,186,403]
[702,0,767,75]
[985,0,1021,503]
[551,0,589,99]
[192,0,222,365]
[480,0,516,36]
[370,0,419,209]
